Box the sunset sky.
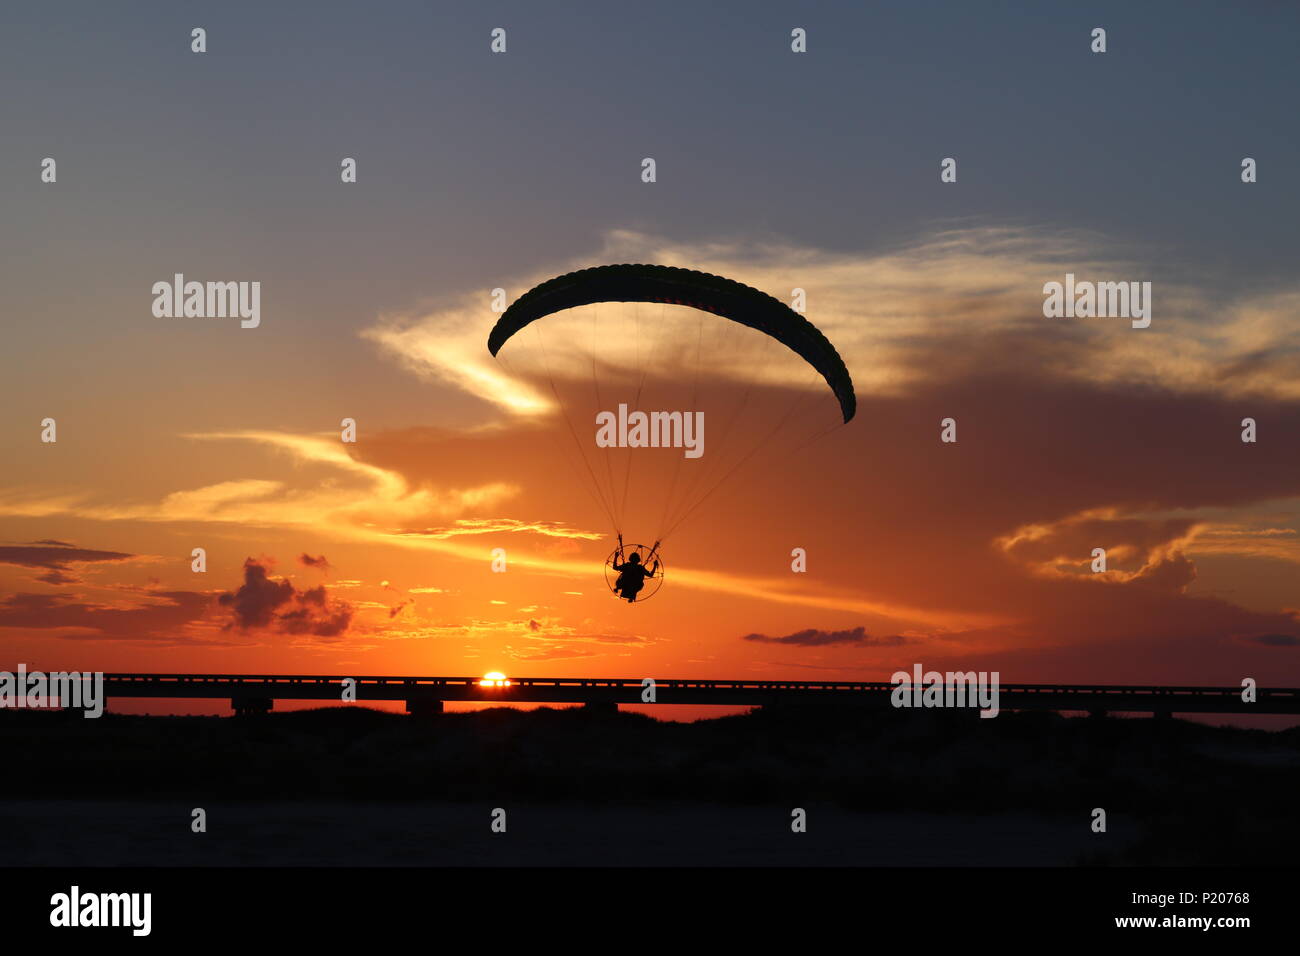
[1,2,1298,716]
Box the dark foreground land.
[3,705,1297,866]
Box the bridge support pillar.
[1088,709,1107,719]
[231,696,273,717]
[1152,709,1172,721]
[406,698,444,717]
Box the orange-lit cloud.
[364,227,1300,416]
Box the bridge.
[57,674,1300,718]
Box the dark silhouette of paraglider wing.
[487,263,856,423]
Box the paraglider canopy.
[488,264,855,423]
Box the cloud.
[1183,521,1300,564]
[1240,633,1300,647]
[36,569,82,586]
[996,512,1202,576]
[0,589,218,644]
[0,430,547,573]
[0,542,135,572]
[298,553,331,570]
[217,558,355,639]
[508,646,598,662]
[275,586,353,638]
[395,518,602,541]
[743,626,906,647]
[364,227,1300,421]
[0,431,518,540]
[512,616,653,645]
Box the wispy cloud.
[363,226,1300,419]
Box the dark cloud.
[0,543,134,572]
[217,559,294,629]
[217,558,354,639]
[298,553,331,570]
[276,595,353,638]
[743,627,906,647]
[1241,633,1300,647]
[36,569,82,586]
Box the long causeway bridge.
[59,673,1300,718]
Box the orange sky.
[2,229,1299,718]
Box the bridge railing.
[95,674,1300,697]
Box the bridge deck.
[51,674,1300,715]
